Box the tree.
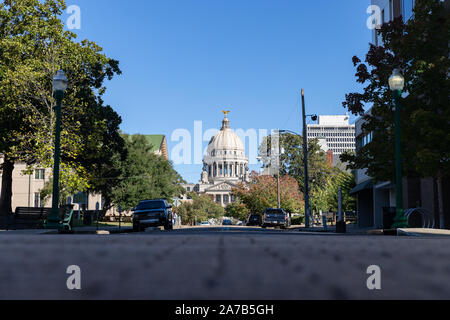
[233,172,303,214]
[259,133,332,195]
[225,200,250,221]
[177,193,225,225]
[110,135,184,211]
[341,0,449,226]
[0,0,125,214]
[311,168,356,213]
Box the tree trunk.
[437,176,445,230]
[0,156,14,216]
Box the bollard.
[336,188,346,233]
[118,205,122,230]
[96,202,100,231]
[321,211,327,231]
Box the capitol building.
[182,113,249,207]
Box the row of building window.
[328,143,355,149]
[308,127,355,132]
[215,194,236,204]
[210,150,244,157]
[326,138,355,143]
[309,132,354,137]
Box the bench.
[14,207,52,229]
[59,207,75,233]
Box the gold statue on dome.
[222,110,231,118]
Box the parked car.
[201,221,210,226]
[246,214,262,227]
[132,199,173,232]
[222,219,233,226]
[261,208,291,229]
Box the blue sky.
[65,0,372,183]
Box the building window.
[34,193,40,208]
[389,0,393,20]
[216,195,221,204]
[35,169,45,180]
[223,195,229,204]
[402,0,415,22]
[186,187,191,192]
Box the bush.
[291,215,304,226]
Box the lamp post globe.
[45,70,68,229]
[53,70,68,92]
[389,69,408,229]
[389,69,405,92]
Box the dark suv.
[261,208,291,229]
[132,199,173,231]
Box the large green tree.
[177,193,225,225]
[259,133,332,195]
[110,135,184,211]
[311,168,356,214]
[0,0,125,214]
[341,0,449,226]
[232,172,303,214]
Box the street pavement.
[0,227,450,300]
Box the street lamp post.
[45,70,68,229]
[389,69,408,229]
[301,89,318,228]
[275,132,282,209]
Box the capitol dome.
[201,113,249,184]
[207,117,244,155]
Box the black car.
[132,199,174,231]
[246,214,262,226]
[261,208,291,229]
[222,219,233,226]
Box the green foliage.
[0,0,125,212]
[110,135,184,211]
[259,133,333,195]
[291,215,305,226]
[311,168,356,213]
[342,0,450,181]
[225,200,250,221]
[177,193,225,225]
[233,172,303,214]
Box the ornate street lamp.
[45,70,68,229]
[389,69,408,229]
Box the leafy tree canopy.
[341,0,450,182]
[110,135,184,212]
[177,193,225,225]
[233,172,303,214]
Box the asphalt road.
[1,227,450,300]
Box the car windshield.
[137,201,165,210]
[265,209,284,215]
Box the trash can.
[83,210,92,226]
[383,207,396,230]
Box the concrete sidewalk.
[397,228,450,237]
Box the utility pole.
[277,136,281,209]
[301,89,310,228]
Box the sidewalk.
[0,226,133,235]
[291,224,373,235]
[397,228,450,237]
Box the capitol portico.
[182,112,249,207]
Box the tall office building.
[307,115,356,157]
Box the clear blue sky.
[66,0,372,183]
